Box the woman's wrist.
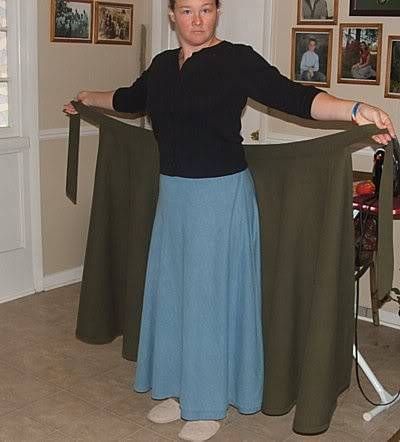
[351,101,362,123]
[76,91,90,106]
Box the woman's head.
[169,0,220,10]
[168,0,221,47]
[360,41,368,50]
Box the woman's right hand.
[63,91,91,115]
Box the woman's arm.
[63,91,114,115]
[241,44,396,144]
[63,61,152,115]
[310,92,396,144]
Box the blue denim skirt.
[133,167,264,420]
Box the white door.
[0,0,41,302]
[0,138,36,302]
[151,0,273,143]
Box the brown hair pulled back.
[168,0,220,9]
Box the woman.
[351,41,377,80]
[64,1,395,440]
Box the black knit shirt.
[112,40,326,178]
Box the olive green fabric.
[67,101,394,434]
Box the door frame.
[20,0,43,294]
[150,0,274,141]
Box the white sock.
[147,398,181,423]
[178,420,221,441]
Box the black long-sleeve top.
[112,40,326,178]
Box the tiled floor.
[0,282,399,441]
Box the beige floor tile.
[22,390,99,432]
[333,386,388,439]
[384,409,400,434]
[233,409,295,440]
[121,427,174,441]
[0,323,47,353]
[35,355,110,389]
[284,427,364,441]
[0,343,108,388]
[42,430,76,441]
[101,356,136,384]
[0,315,74,353]
[0,297,75,325]
[0,283,398,441]
[212,421,278,441]
[63,366,133,408]
[388,430,400,442]
[0,360,60,417]
[43,334,124,369]
[104,390,158,427]
[146,419,187,440]
[368,424,399,442]
[17,284,81,311]
[386,394,400,421]
[328,404,383,440]
[55,407,143,441]
[0,409,57,442]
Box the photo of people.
[350,0,400,16]
[385,36,400,98]
[51,0,93,43]
[297,0,338,25]
[338,23,382,84]
[291,28,332,87]
[95,2,133,44]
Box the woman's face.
[169,0,220,48]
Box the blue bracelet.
[351,101,362,122]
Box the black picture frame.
[350,0,400,16]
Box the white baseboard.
[39,126,98,141]
[379,310,400,329]
[39,118,150,142]
[43,266,83,291]
[0,267,82,303]
[0,288,36,304]
[358,309,400,330]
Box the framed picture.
[350,0,400,17]
[385,36,400,98]
[94,2,133,45]
[291,28,333,87]
[297,0,339,25]
[50,0,93,43]
[337,23,382,85]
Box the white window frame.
[0,0,21,138]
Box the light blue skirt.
[133,167,264,420]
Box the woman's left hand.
[354,103,396,144]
